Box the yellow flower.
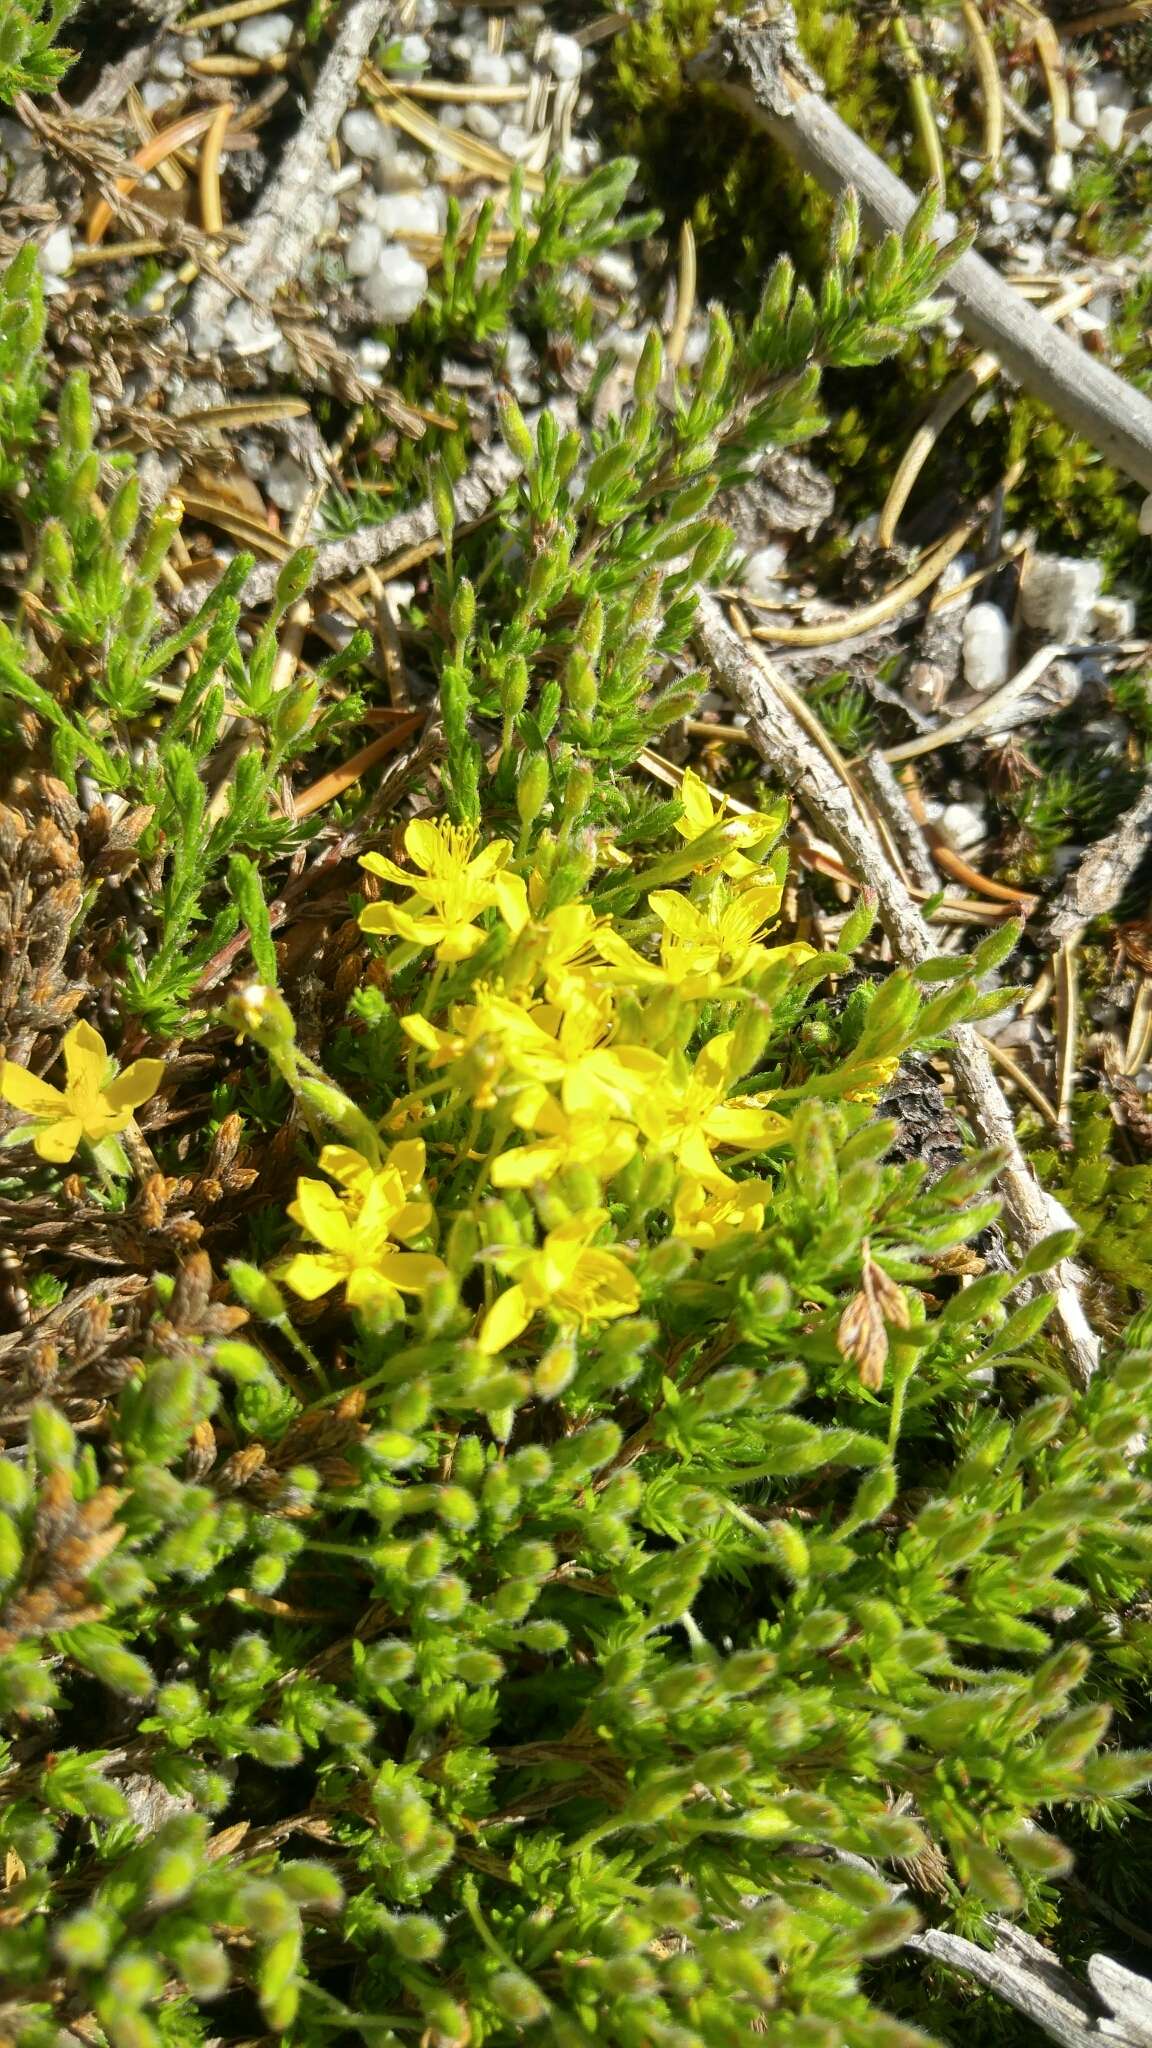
[635,1032,791,1186]
[650,887,811,999]
[280,1138,445,1315]
[477,1210,639,1353]
[359,818,529,963]
[674,769,784,879]
[491,1098,637,1190]
[0,1021,164,1164]
[672,1177,770,1248]
[476,989,664,1126]
[506,902,606,1005]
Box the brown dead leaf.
[837,1242,910,1390]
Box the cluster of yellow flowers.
[276,773,815,1356]
[0,773,825,1364]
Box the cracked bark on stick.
[187,0,393,341]
[1045,784,1152,948]
[694,8,1152,494]
[170,444,521,618]
[695,594,1100,1385]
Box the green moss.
[1029,1098,1152,1305]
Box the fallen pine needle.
[749,520,976,647]
[86,106,223,245]
[959,0,1005,168]
[667,219,696,376]
[977,1033,1063,1128]
[883,643,1067,764]
[198,99,234,237]
[295,716,426,817]
[1054,938,1080,1138]
[178,0,291,29]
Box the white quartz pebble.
[962,602,1012,691]
[345,222,383,277]
[546,34,583,81]
[234,11,293,58]
[376,190,439,237]
[363,245,428,323]
[340,110,393,161]
[1020,554,1104,641]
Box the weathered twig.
[187,0,393,336]
[1045,784,1152,948]
[171,443,521,617]
[697,10,1152,493]
[696,593,1100,1384]
[910,1922,1102,2048]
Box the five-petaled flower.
[359,818,528,962]
[477,1210,639,1354]
[0,1021,165,1164]
[280,1140,446,1316]
[674,768,782,879]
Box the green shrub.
[0,177,1149,2048]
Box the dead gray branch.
[171,443,521,617]
[1046,784,1152,949]
[697,11,1152,495]
[187,0,393,337]
[695,593,1100,1384]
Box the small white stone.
[937,800,987,853]
[469,50,511,86]
[507,51,529,80]
[376,148,427,192]
[1056,117,1084,149]
[1046,150,1074,196]
[498,123,535,160]
[959,157,983,182]
[384,32,430,70]
[357,337,392,371]
[546,33,583,81]
[341,109,393,161]
[234,10,293,58]
[1093,594,1136,640]
[1098,104,1127,150]
[39,225,73,276]
[266,455,310,513]
[463,103,502,140]
[962,602,1012,691]
[345,221,383,276]
[362,245,428,323]
[1072,84,1098,129]
[152,40,186,81]
[376,190,439,236]
[987,193,1010,225]
[140,79,173,112]
[591,250,636,292]
[742,543,789,598]
[223,299,280,357]
[1020,553,1104,640]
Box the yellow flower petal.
[63,1020,109,1093]
[387,1138,426,1190]
[290,1178,353,1248]
[32,1116,85,1164]
[318,1145,377,1195]
[477,1284,532,1355]
[104,1058,165,1113]
[359,850,416,888]
[376,1251,446,1294]
[281,1252,348,1300]
[492,869,529,936]
[1,1062,67,1117]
